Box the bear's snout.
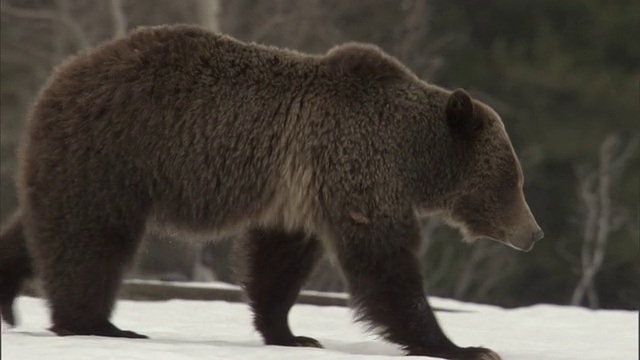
[506,224,543,252]
[532,229,544,242]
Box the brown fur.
[0,210,32,326]
[233,227,324,348]
[0,24,542,359]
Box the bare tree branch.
[425,242,455,289]
[609,134,640,172]
[394,0,457,80]
[417,218,440,261]
[454,243,502,299]
[555,237,580,266]
[395,0,428,63]
[196,0,220,32]
[108,0,127,38]
[251,13,289,43]
[472,250,516,301]
[0,2,91,50]
[577,165,598,287]
[571,133,638,308]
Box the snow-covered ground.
[2,293,637,360]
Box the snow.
[127,279,244,290]
[125,278,350,299]
[2,294,638,360]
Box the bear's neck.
[408,123,475,213]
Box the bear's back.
[19,24,427,238]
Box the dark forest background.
[1,0,638,310]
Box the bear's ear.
[446,88,482,134]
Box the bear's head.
[429,89,543,251]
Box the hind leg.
[235,227,323,348]
[26,210,147,338]
[0,210,33,326]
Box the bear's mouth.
[478,235,535,252]
[504,240,535,252]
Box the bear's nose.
[532,229,544,242]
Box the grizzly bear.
[0,24,543,359]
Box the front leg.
[234,227,323,348]
[331,212,500,360]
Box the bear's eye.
[503,179,518,189]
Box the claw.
[293,335,323,348]
[50,321,148,339]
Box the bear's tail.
[0,209,33,326]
